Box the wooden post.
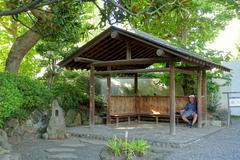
[134,73,139,123]
[126,42,131,60]
[202,70,207,127]
[134,73,138,95]
[107,66,111,125]
[169,62,176,135]
[89,65,95,126]
[197,70,202,128]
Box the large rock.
[4,119,22,145]
[4,119,19,137]
[30,108,50,134]
[73,113,81,126]
[209,120,222,127]
[0,130,10,150]
[65,109,76,127]
[46,100,66,140]
[79,106,89,125]
[94,115,103,124]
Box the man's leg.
[192,113,198,125]
[182,115,191,124]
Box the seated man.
[180,95,198,127]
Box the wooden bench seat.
[110,113,183,127]
[110,113,137,127]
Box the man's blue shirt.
[184,102,197,112]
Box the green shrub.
[53,70,105,111]
[208,94,221,113]
[0,72,52,126]
[0,79,23,127]
[15,75,53,112]
[107,137,150,159]
[52,81,85,110]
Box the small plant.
[129,139,150,156]
[107,137,150,160]
[107,136,122,157]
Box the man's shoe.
[186,123,192,128]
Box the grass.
[107,136,150,160]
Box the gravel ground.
[13,137,105,160]
[12,119,240,160]
[166,119,240,160]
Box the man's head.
[188,95,195,103]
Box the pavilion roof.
[58,26,230,72]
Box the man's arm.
[180,104,188,115]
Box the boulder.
[42,133,48,140]
[4,119,19,138]
[0,129,10,150]
[95,115,103,124]
[79,106,89,125]
[65,109,78,127]
[73,113,81,126]
[46,100,66,140]
[209,120,222,127]
[4,119,22,145]
[30,108,49,134]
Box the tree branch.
[0,0,42,17]
[0,0,62,17]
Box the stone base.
[0,153,21,160]
[99,148,147,160]
[208,120,222,127]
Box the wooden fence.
[110,96,203,116]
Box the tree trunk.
[5,25,41,73]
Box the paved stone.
[166,119,240,160]
[68,122,222,146]
[45,148,75,153]
[13,138,104,160]
[79,138,106,145]
[0,153,21,160]
[47,153,78,159]
[60,143,85,147]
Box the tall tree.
[0,0,239,74]
[0,0,96,73]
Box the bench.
[110,113,137,127]
[110,113,182,127]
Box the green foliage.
[107,137,150,159]
[107,137,122,157]
[0,72,52,127]
[52,70,105,111]
[208,94,221,113]
[0,77,23,127]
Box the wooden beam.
[74,57,98,63]
[169,62,176,135]
[197,70,202,128]
[107,66,111,125]
[92,58,177,67]
[59,31,112,67]
[89,65,95,126]
[156,49,166,57]
[175,68,195,75]
[111,31,120,39]
[126,42,131,60]
[202,70,207,127]
[94,68,169,75]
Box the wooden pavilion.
[59,26,230,135]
